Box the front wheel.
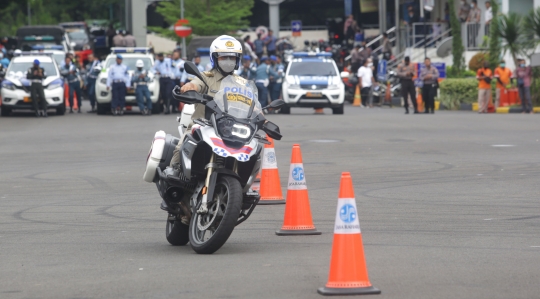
[332,103,344,115]
[189,176,242,254]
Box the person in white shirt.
[357,58,376,108]
[485,1,493,34]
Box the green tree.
[149,0,254,40]
[448,0,465,76]
[487,0,501,69]
[497,13,524,66]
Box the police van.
[281,52,344,114]
[94,47,159,115]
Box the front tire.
[332,104,344,115]
[166,217,189,246]
[1,106,11,117]
[189,176,242,254]
[280,105,291,114]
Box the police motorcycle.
[143,62,284,254]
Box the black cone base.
[257,199,286,205]
[317,286,381,296]
[275,228,322,236]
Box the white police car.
[94,47,160,115]
[1,53,65,116]
[281,52,344,114]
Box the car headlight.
[47,79,63,90]
[100,78,107,84]
[1,80,16,91]
[288,84,301,89]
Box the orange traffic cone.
[318,172,380,296]
[352,85,361,107]
[385,81,391,105]
[276,144,321,235]
[258,137,285,205]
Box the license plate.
[306,92,322,98]
[23,97,32,103]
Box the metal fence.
[462,22,488,51]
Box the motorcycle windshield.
[214,76,261,120]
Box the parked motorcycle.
[143,62,284,254]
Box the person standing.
[344,15,355,42]
[153,52,176,114]
[106,54,130,116]
[255,56,278,108]
[107,24,115,48]
[458,0,471,23]
[171,50,185,113]
[350,44,362,74]
[515,59,533,114]
[26,59,47,117]
[253,34,264,59]
[61,56,83,113]
[132,59,152,115]
[243,35,257,60]
[485,1,492,35]
[397,56,418,114]
[124,31,136,47]
[382,33,392,61]
[236,55,255,80]
[466,0,481,48]
[357,58,375,108]
[493,59,512,108]
[113,30,125,47]
[0,52,9,68]
[85,54,101,113]
[269,55,284,102]
[264,30,277,56]
[420,58,439,114]
[476,61,492,113]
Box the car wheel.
[1,106,11,117]
[279,105,290,114]
[332,104,344,115]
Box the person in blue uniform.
[84,64,101,113]
[153,52,175,114]
[61,56,82,113]
[132,59,152,115]
[180,55,204,85]
[106,54,130,116]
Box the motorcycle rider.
[169,35,245,167]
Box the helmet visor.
[216,52,238,57]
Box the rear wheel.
[1,106,11,117]
[279,105,291,114]
[332,104,344,115]
[166,216,189,246]
[189,176,242,254]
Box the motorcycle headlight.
[1,80,15,91]
[100,78,107,84]
[218,118,251,140]
[231,124,251,139]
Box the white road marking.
[491,144,515,147]
[139,268,144,270]
[484,218,493,221]
[477,174,483,176]
[309,139,341,143]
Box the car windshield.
[7,61,58,77]
[67,30,88,41]
[20,41,60,52]
[214,76,261,120]
[105,57,153,71]
[288,61,337,76]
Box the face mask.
[218,59,236,73]
[500,63,505,68]
[520,64,525,67]
[368,63,373,67]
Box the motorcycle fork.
[198,154,215,214]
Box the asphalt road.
[1,105,539,299]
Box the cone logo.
[335,200,360,234]
[262,150,277,169]
[288,164,307,190]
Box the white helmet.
[14,49,22,56]
[136,59,144,68]
[209,35,242,74]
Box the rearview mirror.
[184,61,209,91]
[263,99,285,110]
[262,121,282,140]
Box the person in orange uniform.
[493,59,512,108]
[476,61,492,113]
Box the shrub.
[468,52,489,72]
[447,66,477,78]
[438,78,478,109]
